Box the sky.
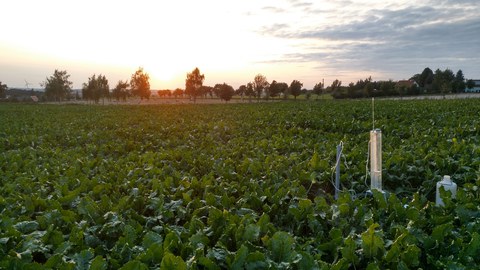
[1,0,479,90]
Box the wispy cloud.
[1,0,479,88]
[262,6,286,13]
[287,0,313,9]
[256,0,480,81]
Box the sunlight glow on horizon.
[1,0,478,89]
[2,0,350,89]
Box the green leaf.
[309,151,322,171]
[163,232,181,253]
[77,197,99,223]
[372,189,387,209]
[90,256,107,270]
[74,249,94,270]
[341,236,359,265]
[257,214,271,235]
[198,256,221,270]
[207,247,228,263]
[119,260,149,270]
[138,243,164,265]
[231,245,248,270]
[402,244,420,267]
[40,225,64,250]
[54,241,73,255]
[123,224,137,246]
[405,206,419,221]
[338,203,350,216]
[243,224,260,243]
[267,231,294,263]
[296,251,319,270]
[385,241,401,263]
[14,221,39,234]
[431,222,452,243]
[464,232,480,257]
[245,251,268,270]
[361,223,384,259]
[397,260,409,270]
[189,231,209,250]
[331,258,349,270]
[69,226,84,246]
[160,252,187,270]
[366,263,380,270]
[142,231,163,249]
[45,254,63,268]
[298,198,313,211]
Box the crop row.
[1,100,479,269]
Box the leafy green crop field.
[1,100,479,269]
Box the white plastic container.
[370,129,382,190]
[436,175,457,206]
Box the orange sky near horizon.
[1,0,478,90]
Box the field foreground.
[1,100,479,269]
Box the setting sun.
[0,0,478,90]
[153,69,176,83]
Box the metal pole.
[335,143,342,200]
[370,129,382,191]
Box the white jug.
[435,175,457,206]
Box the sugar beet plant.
[0,100,479,269]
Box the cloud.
[262,6,286,13]
[257,1,480,81]
[288,1,313,8]
[259,23,290,37]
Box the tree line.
[32,67,153,103]
[37,67,312,103]
[3,66,477,103]
[329,68,477,99]
[0,81,7,99]
[154,70,310,103]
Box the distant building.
[466,79,480,93]
[395,80,418,89]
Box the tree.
[82,75,94,103]
[130,67,151,99]
[237,85,247,101]
[112,80,129,102]
[0,81,7,99]
[330,79,342,93]
[214,83,235,102]
[432,68,454,94]
[379,80,396,96]
[157,90,172,98]
[185,67,205,103]
[200,85,213,98]
[269,80,288,99]
[410,73,421,86]
[363,81,374,97]
[253,74,268,101]
[268,80,279,99]
[453,69,466,93]
[245,82,255,102]
[313,82,323,99]
[173,88,184,100]
[289,80,303,100]
[278,82,289,99]
[419,67,434,92]
[43,69,72,102]
[82,74,109,104]
[98,75,110,103]
[466,79,475,90]
[268,80,278,99]
[347,82,356,98]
